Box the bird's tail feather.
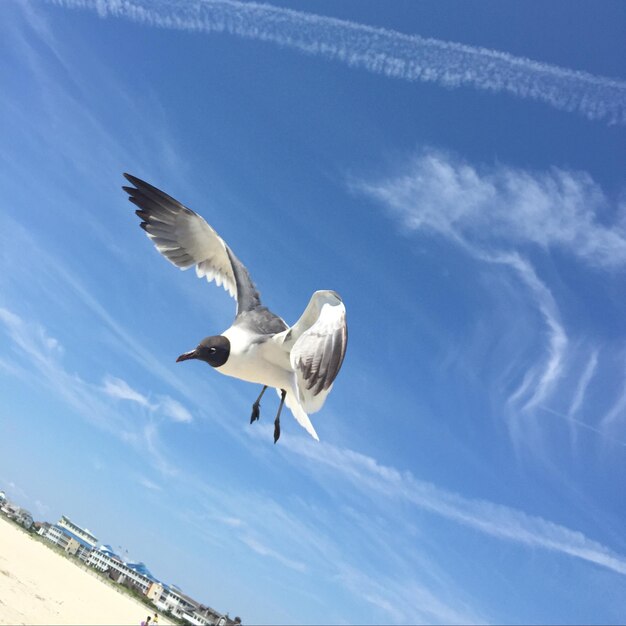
[281,389,319,441]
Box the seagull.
[122,173,347,443]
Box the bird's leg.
[250,385,268,424]
[274,390,287,444]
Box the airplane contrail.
[50,0,626,125]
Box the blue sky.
[0,0,625,623]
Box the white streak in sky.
[102,374,152,407]
[158,395,193,423]
[496,253,568,413]
[239,535,307,572]
[49,0,626,124]
[102,376,194,421]
[356,150,593,420]
[600,361,626,430]
[540,406,626,448]
[356,149,626,269]
[136,475,163,491]
[569,349,599,417]
[290,436,626,576]
[0,307,186,474]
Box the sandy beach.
[0,516,173,625]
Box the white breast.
[217,326,294,390]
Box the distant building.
[153,584,197,617]
[146,581,164,602]
[152,586,235,626]
[57,515,98,547]
[87,546,156,595]
[1,501,33,530]
[44,515,98,561]
[16,508,33,530]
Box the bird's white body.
[219,325,292,390]
[217,291,345,440]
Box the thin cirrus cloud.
[102,374,193,423]
[239,535,307,573]
[334,563,486,625]
[568,349,599,418]
[0,306,190,480]
[487,252,568,416]
[48,0,626,124]
[0,307,63,362]
[159,395,194,423]
[600,366,626,431]
[352,150,626,439]
[287,435,626,577]
[102,374,152,407]
[355,149,626,269]
[181,454,486,624]
[136,475,163,491]
[0,307,139,436]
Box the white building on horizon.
[57,515,98,547]
[87,546,155,595]
[44,515,98,561]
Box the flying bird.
[122,174,347,443]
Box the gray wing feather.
[288,291,348,396]
[123,173,261,315]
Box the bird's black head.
[176,335,230,368]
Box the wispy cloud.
[239,535,307,573]
[158,395,193,423]
[0,307,127,434]
[0,307,188,478]
[568,349,599,417]
[356,148,626,268]
[354,148,626,452]
[335,563,487,625]
[102,375,194,422]
[540,406,626,449]
[136,475,162,491]
[495,253,567,414]
[102,374,152,407]
[183,462,486,625]
[600,359,626,431]
[287,436,626,577]
[48,0,626,124]
[0,307,64,362]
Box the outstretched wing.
[122,173,261,315]
[282,290,347,414]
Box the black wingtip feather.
[123,173,156,195]
[122,172,191,216]
[123,172,139,185]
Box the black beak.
[176,350,197,363]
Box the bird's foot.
[273,416,281,444]
[273,389,286,444]
[250,402,261,424]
